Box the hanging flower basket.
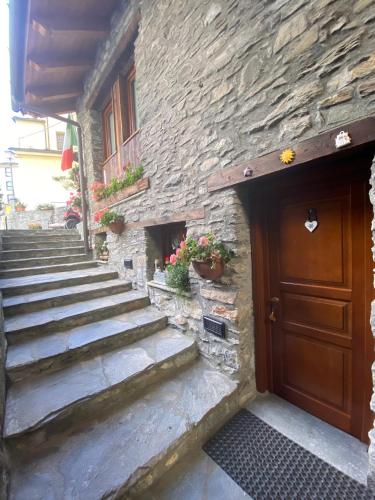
[94,209,125,235]
[108,219,125,235]
[192,257,225,281]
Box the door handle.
[269,297,280,322]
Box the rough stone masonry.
[78,0,375,481]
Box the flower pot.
[108,219,124,235]
[192,258,224,281]
[16,207,25,212]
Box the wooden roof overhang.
[9,0,121,114]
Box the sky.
[0,0,17,160]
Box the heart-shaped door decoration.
[305,208,318,233]
[304,220,318,232]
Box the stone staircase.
[0,230,239,499]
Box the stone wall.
[6,207,66,230]
[78,0,375,397]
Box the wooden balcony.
[102,129,141,184]
[121,129,141,169]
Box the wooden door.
[259,157,373,441]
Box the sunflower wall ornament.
[279,148,296,165]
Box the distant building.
[0,115,70,209]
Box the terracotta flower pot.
[16,207,26,212]
[108,219,124,235]
[192,258,224,281]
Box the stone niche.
[145,221,186,283]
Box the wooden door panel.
[266,161,372,441]
[283,333,350,411]
[282,293,351,336]
[279,197,350,285]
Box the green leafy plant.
[166,261,190,294]
[94,208,124,227]
[183,234,234,267]
[91,165,144,201]
[37,203,54,211]
[165,233,234,290]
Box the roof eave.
[9,0,31,112]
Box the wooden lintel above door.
[207,116,375,192]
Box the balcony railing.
[121,129,141,169]
[102,129,141,185]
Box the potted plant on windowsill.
[94,208,125,235]
[166,233,234,284]
[187,234,234,280]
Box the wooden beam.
[28,56,93,73]
[126,208,205,229]
[26,84,83,103]
[31,16,109,37]
[207,117,375,192]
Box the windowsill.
[147,280,192,298]
[94,177,150,211]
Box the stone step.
[7,359,238,499]
[4,328,197,438]
[6,307,168,381]
[0,246,85,259]
[5,290,150,344]
[3,239,83,250]
[2,235,82,245]
[1,229,78,236]
[3,278,133,316]
[0,260,97,278]
[0,253,90,270]
[0,267,118,297]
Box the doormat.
[203,410,375,500]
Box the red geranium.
[94,208,108,223]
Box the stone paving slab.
[0,267,117,294]
[139,448,250,500]
[8,360,238,499]
[4,328,197,437]
[4,290,149,337]
[3,279,131,314]
[6,307,167,379]
[0,260,97,278]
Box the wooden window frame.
[102,99,117,161]
[123,64,138,142]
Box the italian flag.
[61,116,78,171]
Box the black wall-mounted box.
[124,259,133,269]
[203,316,226,338]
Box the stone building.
[7,0,375,497]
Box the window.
[123,65,139,141]
[146,222,187,280]
[56,132,65,151]
[103,100,117,159]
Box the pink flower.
[198,236,209,246]
[169,254,177,265]
[180,241,186,249]
[176,248,181,257]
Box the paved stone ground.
[142,393,368,499]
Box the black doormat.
[203,410,375,500]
